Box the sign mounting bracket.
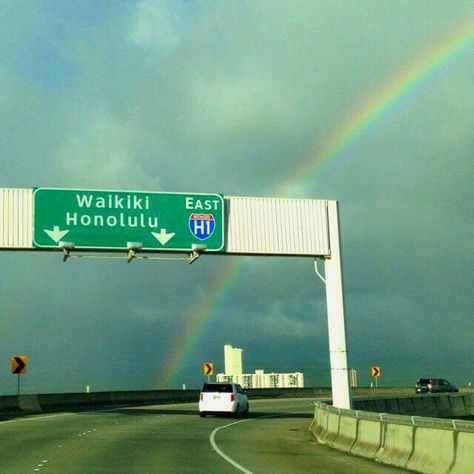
[314,257,327,284]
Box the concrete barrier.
[2,387,472,418]
[38,391,112,411]
[353,393,474,418]
[463,392,474,409]
[320,410,340,445]
[18,395,42,412]
[396,397,416,415]
[0,389,201,418]
[246,387,332,399]
[0,386,333,418]
[351,416,382,459]
[0,386,329,418]
[406,424,454,473]
[311,398,474,474]
[0,395,21,414]
[385,398,400,414]
[331,410,358,452]
[309,403,328,438]
[375,418,414,468]
[450,430,474,474]
[434,396,452,418]
[413,397,440,417]
[449,395,469,418]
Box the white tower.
[349,369,358,388]
[224,344,243,375]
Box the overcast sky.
[1,1,473,395]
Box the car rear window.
[201,383,233,393]
[417,379,430,384]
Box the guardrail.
[310,397,474,474]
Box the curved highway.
[1,398,406,473]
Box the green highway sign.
[33,188,225,252]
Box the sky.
[0,0,473,395]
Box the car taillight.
[230,393,235,402]
[200,393,203,401]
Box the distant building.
[349,369,358,388]
[217,370,304,389]
[224,344,243,375]
[217,345,304,389]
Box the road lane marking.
[0,403,144,426]
[210,419,254,474]
[210,409,312,474]
[0,412,74,425]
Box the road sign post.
[33,189,225,252]
[324,202,352,409]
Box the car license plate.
[213,395,220,400]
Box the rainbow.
[289,16,474,196]
[158,16,474,388]
[159,258,244,387]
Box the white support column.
[324,201,352,408]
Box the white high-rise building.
[218,345,304,389]
[224,344,243,375]
[349,369,358,388]
[217,370,304,389]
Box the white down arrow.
[151,229,176,245]
[44,226,70,243]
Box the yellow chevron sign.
[371,366,381,378]
[203,362,214,376]
[11,355,27,374]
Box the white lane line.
[210,410,312,474]
[0,412,73,425]
[0,404,137,426]
[33,457,48,471]
[0,406,143,428]
[210,419,254,474]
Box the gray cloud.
[1,1,473,393]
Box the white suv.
[199,382,249,417]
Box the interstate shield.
[188,213,216,240]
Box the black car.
[415,378,459,394]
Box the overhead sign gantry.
[0,187,352,409]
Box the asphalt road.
[0,398,407,473]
